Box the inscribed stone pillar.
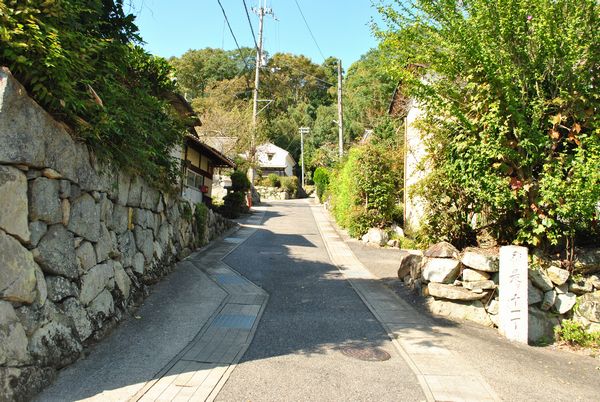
[499,245,528,344]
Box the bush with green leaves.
[555,319,600,348]
[194,203,209,244]
[377,0,600,251]
[0,0,185,187]
[264,173,281,188]
[218,170,250,218]
[313,167,330,203]
[329,143,402,237]
[281,176,299,197]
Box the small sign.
[499,245,529,344]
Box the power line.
[216,0,252,73]
[241,0,259,51]
[293,0,326,62]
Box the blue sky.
[128,0,384,68]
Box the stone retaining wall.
[0,68,235,400]
[398,242,600,343]
[255,185,291,201]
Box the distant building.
[165,93,235,206]
[255,142,296,177]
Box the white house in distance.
[256,142,296,177]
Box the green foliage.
[229,170,251,192]
[0,1,185,186]
[264,174,281,188]
[280,176,299,197]
[555,319,600,348]
[194,203,209,244]
[377,0,600,249]
[313,167,330,202]
[329,143,403,237]
[218,170,250,218]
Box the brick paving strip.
[130,208,269,402]
[309,201,500,402]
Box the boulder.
[541,290,556,311]
[87,289,114,320]
[424,241,459,259]
[428,282,488,301]
[461,251,499,272]
[462,268,490,282]
[113,261,131,300]
[462,280,496,291]
[0,230,38,303]
[554,292,576,314]
[0,165,30,241]
[99,194,113,223]
[29,177,62,225]
[528,307,560,344]
[117,230,137,268]
[422,258,461,283]
[427,298,493,327]
[95,224,113,263]
[555,283,568,294]
[60,298,93,341]
[569,278,593,295]
[573,248,600,274]
[387,239,399,248]
[528,268,553,291]
[79,263,114,305]
[76,241,97,273]
[46,276,79,302]
[390,224,404,238]
[68,193,101,242]
[29,221,48,248]
[110,205,129,234]
[34,266,48,306]
[486,299,499,315]
[547,266,569,286]
[590,275,600,290]
[0,301,29,366]
[575,291,600,323]
[59,180,71,199]
[127,176,143,207]
[0,366,55,402]
[134,225,154,262]
[132,252,145,274]
[397,253,423,280]
[42,168,62,180]
[29,321,82,368]
[35,224,78,279]
[528,281,543,305]
[366,228,389,246]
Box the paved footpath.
[38,208,269,402]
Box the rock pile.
[398,241,600,343]
[255,185,292,201]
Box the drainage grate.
[340,346,391,362]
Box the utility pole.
[337,59,344,157]
[250,0,273,184]
[299,127,310,188]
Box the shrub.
[313,167,330,203]
[555,319,600,348]
[329,143,402,237]
[230,170,251,192]
[0,1,185,187]
[194,203,209,244]
[281,176,299,197]
[264,173,282,188]
[378,0,600,251]
[218,170,250,218]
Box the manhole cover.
[340,346,391,361]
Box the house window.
[186,169,204,190]
[267,153,275,161]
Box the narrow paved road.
[217,201,426,401]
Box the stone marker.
[499,245,528,344]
